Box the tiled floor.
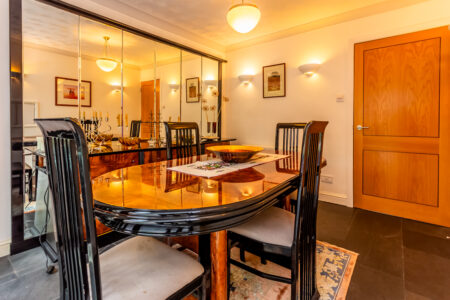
[1,202,449,300]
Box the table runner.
[167,153,289,178]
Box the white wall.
[223,0,450,207]
[24,46,141,137]
[0,0,11,257]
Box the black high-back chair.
[35,118,207,300]
[129,120,141,137]
[228,121,328,300]
[164,122,200,160]
[275,122,307,152]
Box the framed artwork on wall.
[186,77,200,103]
[263,63,286,98]
[55,77,92,107]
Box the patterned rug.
[229,241,358,300]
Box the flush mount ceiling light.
[226,1,261,34]
[96,36,118,72]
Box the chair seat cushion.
[229,207,295,247]
[100,236,204,300]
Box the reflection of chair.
[35,118,207,300]
[129,120,141,137]
[80,119,99,134]
[275,123,307,152]
[164,122,200,160]
[228,121,328,300]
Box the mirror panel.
[181,51,202,131]
[80,17,123,137]
[155,42,181,143]
[201,57,219,138]
[123,31,156,139]
[22,0,80,240]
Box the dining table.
[92,149,326,300]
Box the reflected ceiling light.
[298,63,321,77]
[96,36,118,72]
[226,1,261,34]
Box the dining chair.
[164,122,200,160]
[275,122,307,152]
[35,118,208,300]
[227,121,328,300]
[129,120,141,137]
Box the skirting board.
[0,239,11,257]
[319,191,352,207]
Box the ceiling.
[22,0,198,68]
[87,0,428,50]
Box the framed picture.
[186,77,200,103]
[55,77,92,107]
[23,100,39,128]
[263,63,286,98]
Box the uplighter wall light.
[169,83,180,92]
[298,63,321,77]
[238,74,254,85]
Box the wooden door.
[354,26,450,227]
[141,80,160,139]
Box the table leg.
[210,230,227,300]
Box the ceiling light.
[227,1,261,34]
[96,36,118,72]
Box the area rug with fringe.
[229,241,358,300]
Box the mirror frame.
[9,0,226,254]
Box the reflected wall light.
[203,79,218,89]
[111,84,122,93]
[169,83,180,92]
[298,63,321,77]
[238,74,254,85]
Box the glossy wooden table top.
[92,150,304,211]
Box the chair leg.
[227,238,232,300]
[239,247,246,262]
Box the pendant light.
[227,0,261,33]
[96,36,118,72]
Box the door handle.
[356,125,369,131]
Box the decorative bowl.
[93,133,113,143]
[206,145,264,163]
[118,137,140,146]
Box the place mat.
[167,153,289,178]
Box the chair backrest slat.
[164,122,200,160]
[35,118,102,300]
[129,120,141,137]
[292,121,328,299]
[275,123,307,152]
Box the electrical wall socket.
[321,175,333,184]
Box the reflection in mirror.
[201,58,219,138]
[80,18,123,141]
[181,51,202,134]
[155,43,181,144]
[22,0,79,240]
[123,31,156,142]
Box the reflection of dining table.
[92,150,326,300]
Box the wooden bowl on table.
[118,137,140,146]
[207,145,264,163]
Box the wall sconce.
[238,74,254,85]
[111,84,122,93]
[298,63,321,77]
[169,83,180,92]
[203,79,218,89]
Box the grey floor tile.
[317,202,355,246]
[8,247,49,276]
[404,248,450,300]
[0,257,17,287]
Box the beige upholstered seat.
[229,207,295,247]
[100,236,204,300]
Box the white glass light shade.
[96,58,118,72]
[227,3,261,33]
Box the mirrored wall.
[20,0,222,240]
